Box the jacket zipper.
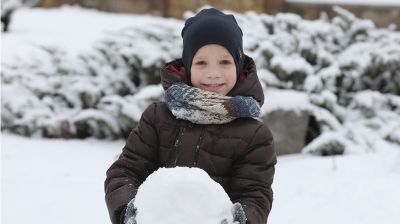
[193,128,205,167]
[167,126,185,167]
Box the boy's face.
[190,44,237,96]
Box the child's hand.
[220,202,247,224]
[231,203,246,224]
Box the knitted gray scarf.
[165,83,260,124]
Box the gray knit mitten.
[220,203,247,224]
[124,199,137,224]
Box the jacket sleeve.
[230,124,277,224]
[104,103,160,224]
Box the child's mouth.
[201,83,225,91]
[202,83,224,87]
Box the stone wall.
[39,0,167,16]
[166,0,265,18]
[37,0,400,29]
[38,0,265,17]
[287,3,400,29]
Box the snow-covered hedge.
[2,7,400,154]
[1,16,182,138]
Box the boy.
[105,8,276,224]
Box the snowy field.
[2,133,400,224]
[1,134,122,224]
[2,6,400,224]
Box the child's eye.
[220,60,233,65]
[194,60,206,65]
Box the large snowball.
[134,167,234,224]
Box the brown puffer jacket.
[105,56,277,224]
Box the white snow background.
[2,6,400,224]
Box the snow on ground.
[1,133,123,224]
[2,133,400,224]
[269,140,400,224]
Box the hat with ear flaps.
[181,8,244,81]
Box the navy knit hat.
[181,8,244,80]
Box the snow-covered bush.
[1,6,400,154]
[232,7,400,154]
[1,0,40,32]
[303,132,347,156]
[238,6,400,96]
[1,17,181,138]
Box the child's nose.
[205,65,221,78]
